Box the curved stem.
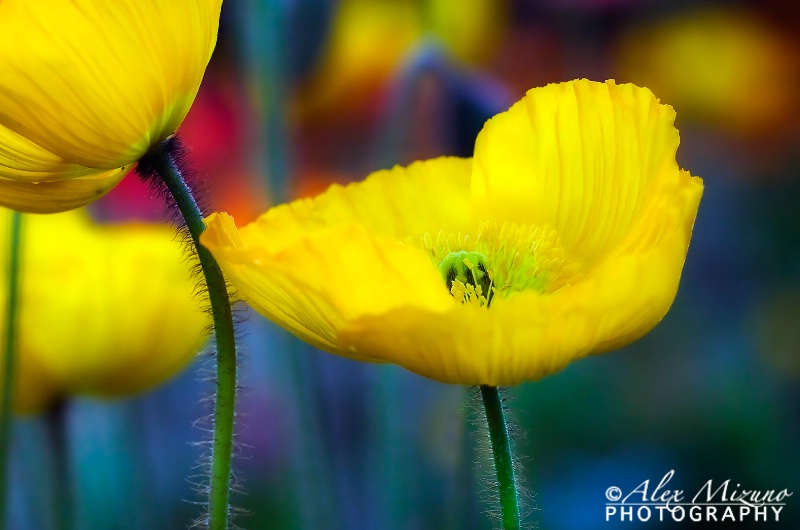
[141,143,237,530]
[0,211,22,529]
[480,385,520,530]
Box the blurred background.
[6,0,800,528]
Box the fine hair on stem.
[467,386,536,529]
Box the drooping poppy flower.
[0,0,221,213]
[0,209,210,414]
[201,80,703,386]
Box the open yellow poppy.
[202,79,703,385]
[0,209,211,414]
[0,0,221,213]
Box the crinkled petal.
[202,212,452,357]
[472,79,682,267]
[0,0,221,170]
[238,156,474,253]
[0,167,130,213]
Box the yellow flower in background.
[0,0,222,213]
[297,0,506,119]
[203,80,703,386]
[0,209,211,414]
[617,8,799,134]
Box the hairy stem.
[480,385,520,530]
[140,142,237,530]
[0,211,22,529]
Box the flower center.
[417,220,571,307]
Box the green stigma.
[417,219,573,308]
[438,251,494,305]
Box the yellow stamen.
[450,279,489,307]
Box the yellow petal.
[203,212,453,357]
[0,125,108,183]
[472,79,683,267]
[0,209,211,414]
[0,0,221,171]
[237,156,474,253]
[0,167,130,213]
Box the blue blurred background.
[7,0,800,528]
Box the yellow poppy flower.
[0,0,222,213]
[202,80,703,386]
[0,209,211,414]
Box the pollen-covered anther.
[450,279,489,307]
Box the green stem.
[144,143,237,530]
[0,211,22,530]
[480,385,520,530]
